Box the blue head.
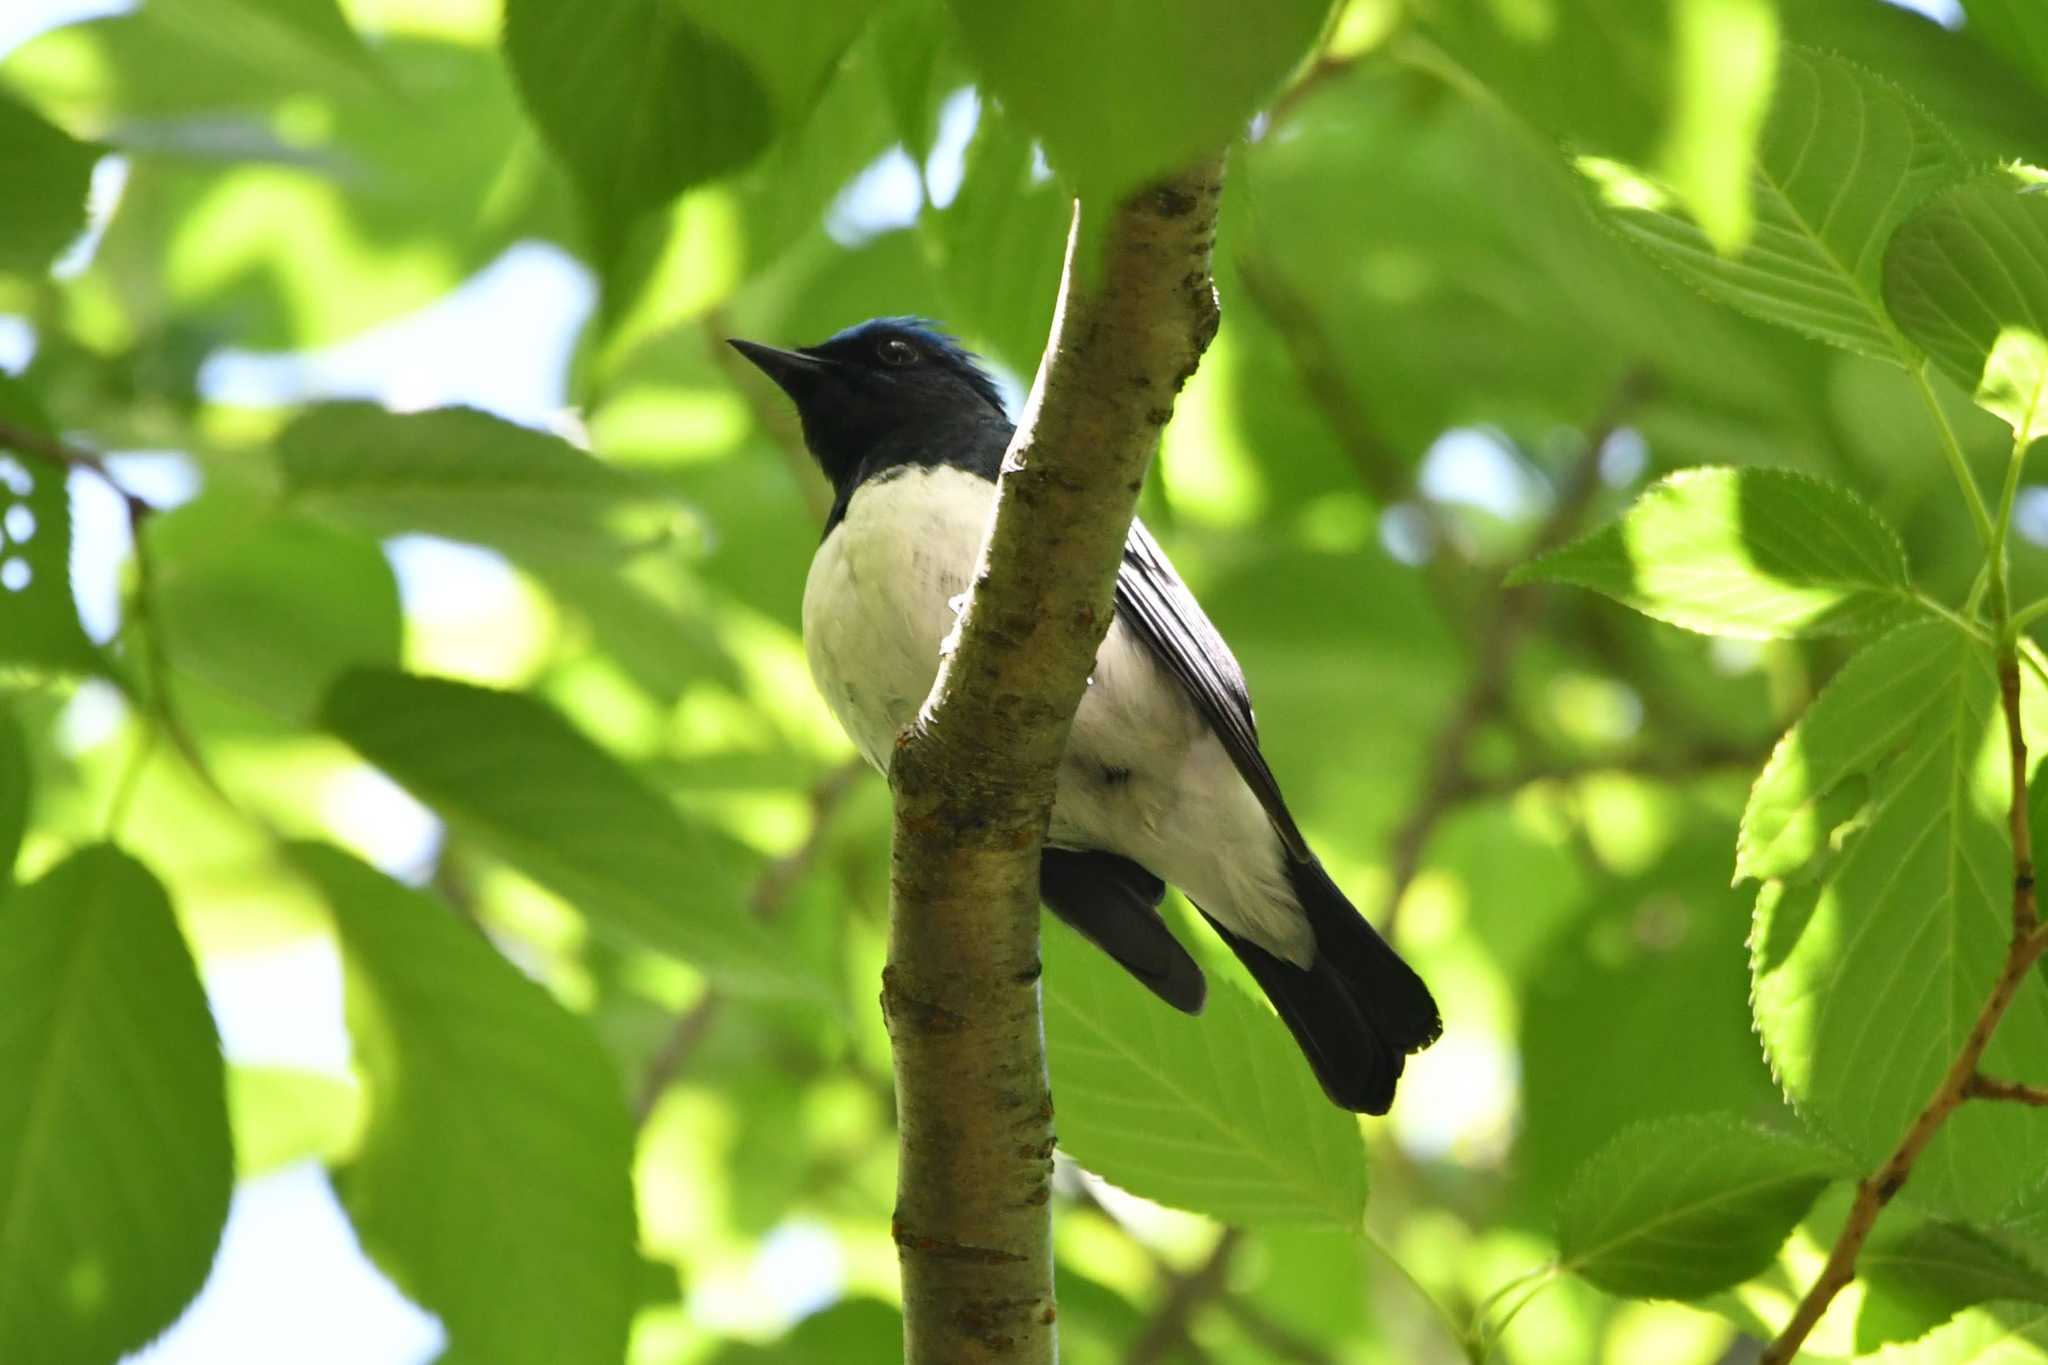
[729,318,1009,491]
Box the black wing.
[1039,848,1205,1014]
[1114,519,1309,860]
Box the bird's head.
[728,318,1008,488]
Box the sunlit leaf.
[0,845,231,1364]
[1557,1113,1842,1298]
[0,376,98,673]
[321,669,816,996]
[149,502,402,722]
[277,402,683,564]
[1886,170,2048,448]
[1737,617,1976,882]
[294,842,638,1365]
[0,90,98,275]
[1515,466,1914,638]
[1041,918,1367,1227]
[226,1064,363,1178]
[1596,47,1966,364]
[1428,0,1779,249]
[1750,621,2048,1224]
[0,705,25,890]
[1859,1302,2048,1362]
[1860,1220,2048,1352]
[946,0,1329,196]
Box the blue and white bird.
[731,317,1440,1113]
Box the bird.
[729,316,1441,1114]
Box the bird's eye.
[877,337,919,367]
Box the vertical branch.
[885,159,1227,1365]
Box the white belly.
[802,464,1308,961]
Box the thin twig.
[1215,1297,1338,1365]
[1124,1228,1243,1365]
[1265,51,1364,130]
[1379,372,1651,936]
[1758,657,2048,1363]
[634,758,866,1126]
[634,992,723,1125]
[1445,740,1767,805]
[1963,1073,2048,1106]
[1233,256,1419,513]
[0,418,234,809]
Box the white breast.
[803,465,992,771]
[802,463,1309,963]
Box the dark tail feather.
[1040,848,1207,1014]
[1204,859,1440,1114]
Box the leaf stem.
[1360,1227,1480,1364]
[1911,590,1993,644]
[1476,1267,1559,1360]
[1468,1260,1557,1328]
[1912,363,1997,555]
[2014,596,2048,634]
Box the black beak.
[727,338,831,402]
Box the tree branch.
[1759,655,2048,1363]
[634,757,866,1125]
[1379,373,1648,935]
[884,160,1226,1365]
[1124,1228,1243,1365]
[1964,1073,2048,1105]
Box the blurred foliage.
[1,0,2047,1362]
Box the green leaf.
[873,0,959,166]
[1750,620,2048,1223]
[1736,618,1977,882]
[1886,170,2048,448]
[226,1065,363,1179]
[945,0,1330,196]
[502,0,774,232]
[149,503,402,722]
[1859,1303,2048,1362]
[0,845,232,1363]
[1427,0,1778,249]
[14,30,547,349]
[1041,917,1368,1227]
[276,403,683,565]
[1595,47,1967,364]
[147,0,378,92]
[0,705,25,892]
[1861,1221,2048,1352]
[1512,830,1793,1225]
[0,90,98,275]
[1962,1,2048,96]
[919,96,1068,375]
[292,842,638,1365]
[0,377,98,672]
[320,669,813,997]
[1557,1113,1842,1299]
[1515,466,1913,639]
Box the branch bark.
[1759,654,2048,1363]
[884,159,1227,1365]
